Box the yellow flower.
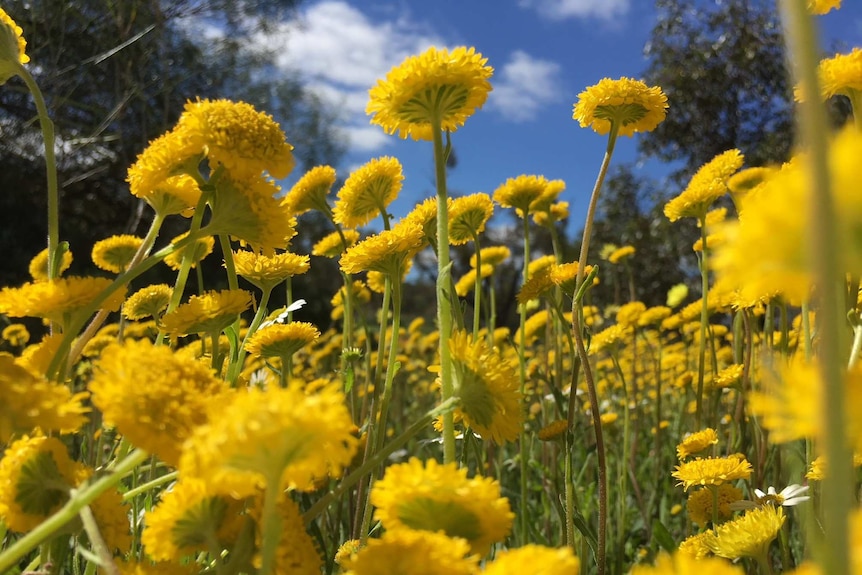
[339,221,424,276]
[607,245,635,264]
[664,150,744,222]
[616,301,647,327]
[448,330,523,443]
[687,484,743,527]
[493,174,551,216]
[0,434,89,532]
[448,193,494,245]
[367,46,493,141]
[726,167,776,205]
[233,249,310,291]
[2,323,29,346]
[470,245,511,268]
[518,309,550,344]
[127,126,202,200]
[538,419,569,441]
[178,98,295,179]
[111,562,198,575]
[533,200,570,228]
[91,234,144,273]
[368,260,412,293]
[713,364,743,389]
[483,545,580,574]
[141,478,247,561]
[572,77,668,137]
[816,47,862,113]
[335,539,363,567]
[402,196,447,246]
[28,247,72,281]
[677,428,720,460]
[631,552,743,574]
[708,506,785,560]
[282,165,337,216]
[0,354,89,443]
[160,289,253,337]
[244,321,320,360]
[370,457,513,555]
[677,531,718,559]
[250,492,323,575]
[0,276,125,325]
[89,339,227,466]
[180,383,358,496]
[343,530,477,575]
[142,174,202,217]
[331,280,371,321]
[163,232,215,271]
[0,7,29,84]
[638,306,672,327]
[312,229,360,258]
[589,324,632,355]
[91,486,134,554]
[806,453,862,480]
[333,156,404,228]
[527,254,557,277]
[455,264,493,297]
[808,0,841,13]
[123,284,173,320]
[667,283,689,308]
[672,454,752,491]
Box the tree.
[0,0,344,288]
[640,0,794,179]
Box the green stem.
[372,278,403,459]
[258,474,283,575]
[0,449,149,573]
[471,231,483,342]
[517,213,532,543]
[122,471,178,500]
[695,215,709,429]
[228,287,273,385]
[781,3,851,575]
[78,504,118,575]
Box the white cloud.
[489,50,562,122]
[518,0,630,21]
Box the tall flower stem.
[432,119,457,464]
[517,213,532,542]
[572,122,619,575]
[259,473,283,575]
[695,215,710,428]
[781,3,851,575]
[470,231,483,342]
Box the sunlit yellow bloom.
[333,157,404,228]
[726,166,775,203]
[179,98,294,179]
[713,364,743,389]
[518,309,550,344]
[244,321,320,359]
[677,428,720,460]
[127,127,202,200]
[142,174,202,217]
[141,478,247,561]
[616,301,646,327]
[672,454,752,491]
[343,529,477,575]
[335,539,363,567]
[160,289,252,336]
[638,306,672,327]
[573,77,668,137]
[448,330,522,443]
[708,505,784,560]
[448,193,494,245]
[0,434,89,532]
[806,453,862,480]
[28,247,72,281]
[2,323,29,346]
[493,174,551,216]
[664,150,744,222]
[687,484,743,527]
[123,284,173,320]
[0,354,89,443]
[589,324,632,355]
[667,283,689,308]
[483,545,579,574]
[632,551,743,574]
[312,229,360,258]
[815,47,862,112]
[371,457,513,555]
[455,264,492,297]
[608,245,636,264]
[163,232,215,271]
[283,165,337,216]
[368,260,412,293]
[233,249,310,291]
[180,383,358,496]
[112,562,198,575]
[340,221,424,276]
[527,254,557,278]
[91,235,144,273]
[538,419,569,441]
[0,276,124,325]
[808,0,841,14]
[0,7,29,84]
[401,196,446,246]
[533,200,569,228]
[677,531,718,560]
[470,245,511,268]
[367,46,493,141]
[330,280,371,321]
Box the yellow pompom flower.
[572,77,668,137]
[470,245,511,268]
[455,264,493,297]
[589,324,632,355]
[687,484,743,527]
[631,552,743,574]
[250,493,324,575]
[607,245,635,264]
[616,301,647,327]
[92,235,144,273]
[180,383,358,496]
[2,323,29,346]
[371,457,513,555]
[677,428,720,460]
[0,354,89,443]
[664,150,744,222]
[127,127,202,200]
[0,7,29,84]
[332,157,404,228]
[89,339,228,466]
[0,434,89,532]
[28,247,72,280]
[141,478,247,561]
[244,321,320,359]
[0,276,124,325]
[726,166,776,205]
[312,229,360,258]
[367,46,493,141]
[493,174,551,217]
[343,529,477,575]
[672,454,753,491]
[448,330,523,443]
[233,249,310,291]
[808,0,841,14]
[91,486,134,554]
[283,165,337,216]
[160,289,253,337]
[677,531,718,560]
[402,196,447,246]
[533,200,569,228]
[163,232,215,271]
[112,562,198,575]
[483,545,580,574]
[708,505,785,561]
[339,221,424,277]
[142,174,202,217]
[816,47,862,113]
[178,98,295,179]
[448,193,494,245]
[638,305,672,327]
[123,284,173,320]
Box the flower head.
[607,245,635,264]
[244,321,320,360]
[283,165,337,216]
[664,150,744,222]
[333,157,404,229]
[2,324,29,347]
[483,545,580,574]
[233,249,310,291]
[127,127,202,200]
[808,0,841,14]
[371,457,513,555]
[339,221,424,277]
[160,289,253,337]
[343,530,477,575]
[448,193,494,245]
[687,484,743,527]
[163,232,215,271]
[677,428,720,460]
[312,229,360,258]
[708,505,785,560]
[0,276,125,326]
[493,174,552,216]
[28,247,73,281]
[573,77,668,137]
[367,46,493,140]
[470,245,511,268]
[123,284,173,320]
[672,454,753,491]
[91,235,144,273]
[0,7,29,84]
[631,552,743,574]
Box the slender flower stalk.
[695,215,709,428]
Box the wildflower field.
[2,1,862,574]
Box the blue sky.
[241,0,862,234]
